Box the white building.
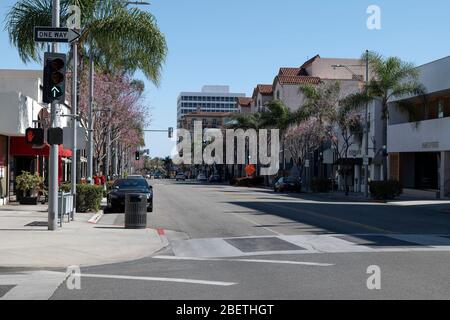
[388,56,450,197]
[0,69,72,205]
[268,55,383,191]
[177,85,245,124]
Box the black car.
[274,176,302,193]
[106,178,153,213]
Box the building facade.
[177,85,245,123]
[0,69,73,204]
[387,56,450,197]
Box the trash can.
[125,193,147,229]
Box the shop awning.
[10,137,72,158]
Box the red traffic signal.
[25,128,44,145]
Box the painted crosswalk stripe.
[153,255,334,266]
[73,273,237,286]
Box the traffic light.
[43,52,67,104]
[168,127,174,138]
[135,151,140,161]
[25,128,45,145]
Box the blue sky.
[1,0,449,157]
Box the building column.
[440,151,450,198]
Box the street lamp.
[331,50,370,197]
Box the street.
[34,180,449,300]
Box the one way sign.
[34,27,81,43]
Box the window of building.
[276,91,280,100]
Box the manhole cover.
[25,221,48,227]
[336,235,426,248]
[225,237,304,252]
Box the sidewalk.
[0,203,168,268]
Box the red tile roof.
[257,84,273,95]
[275,75,321,85]
[237,97,253,107]
[279,67,301,76]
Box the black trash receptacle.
[125,193,147,229]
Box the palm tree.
[5,0,167,83]
[343,52,426,181]
[228,100,307,178]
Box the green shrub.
[76,184,104,213]
[60,183,71,193]
[310,179,332,193]
[369,180,403,200]
[234,176,264,187]
[15,171,44,196]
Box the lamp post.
[331,50,370,197]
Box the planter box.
[19,197,38,205]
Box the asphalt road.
[16,180,450,299]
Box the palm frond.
[4,0,53,63]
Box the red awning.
[10,137,73,158]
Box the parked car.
[126,174,145,180]
[208,174,222,183]
[153,173,162,179]
[176,173,186,181]
[106,178,153,213]
[197,173,207,182]
[274,176,302,193]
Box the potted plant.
[15,171,44,205]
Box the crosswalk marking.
[153,255,334,266]
[168,234,450,258]
[0,271,68,300]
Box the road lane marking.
[60,273,237,286]
[265,202,393,234]
[153,255,334,266]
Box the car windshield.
[114,179,149,190]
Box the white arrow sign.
[34,27,81,43]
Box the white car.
[176,173,186,181]
[197,173,207,182]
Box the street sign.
[63,127,87,149]
[34,27,81,43]
[245,164,256,176]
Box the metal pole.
[48,0,60,230]
[105,109,112,179]
[364,49,370,198]
[87,49,94,184]
[71,41,78,219]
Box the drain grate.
[336,235,426,248]
[225,237,304,252]
[25,221,48,227]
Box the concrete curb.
[88,212,103,224]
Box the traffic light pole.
[87,49,94,185]
[71,41,78,219]
[48,0,60,231]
